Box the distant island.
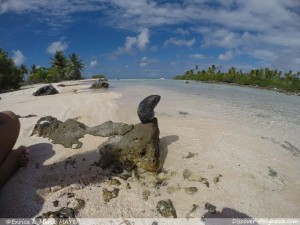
[174,65,300,95]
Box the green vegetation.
[0,47,85,91]
[174,65,300,94]
[0,48,24,92]
[67,53,85,80]
[92,74,106,79]
[27,51,85,84]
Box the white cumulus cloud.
[12,50,25,65]
[90,60,98,67]
[164,37,195,47]
[114,28,150,56]
[219,50,234,61]
[139,56,157,67]
[189,54,204,59]
[47,40,68,54]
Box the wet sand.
[0,80,299,218]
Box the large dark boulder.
[137,95,161,123]
[90,79,109,89]
[31,116,87,149]
[97,118,160,172]
[86,121,133,137]
[33,84,59,96]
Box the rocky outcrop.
[31,117,134,149]
[87,121,133,137]
[31,100,161,173]
[137,95,161,123]
[90,79,109,88]
[31,116,87,149]
[33,84,59,96]
[97,118,160,172]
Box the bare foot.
[0,146,29,187]
[15,146,29,167]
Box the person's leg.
[0,146,29,187]
[0,111,20,164]
[0,111,29,187]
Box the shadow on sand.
[0,134,180,218]
[202,207,259,225]
[159,135,179,171]
[0,143,115,217]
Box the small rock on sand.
[167,186,181,194]
[213,177,220,184]
[184,187,198,195]
[142,190,151,200]
[183,169,192,179]
[268,167,278,177]
[102,188,120,202]
[205,203,217,214]
[156,199,177,218]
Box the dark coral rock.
[185,152,196,158]
[107,178,121,186]
[90,79,109,88]
[156,199,177,218]
[33,84,59,96]
[184,187,198,195]
[102,188,120,202]
[119,172,132,180]
[52,200,59,207]
[166,186,181,194]
[137,95,161,123]
[97,118,160,172]
[31,116,87,149]
[201,179,210,188]
[183,169,192,179]
[75,199,85,210]
[142,190,151,200]
[205,203,217,214]
[36,207,76,219]
[86,121,133,137]
[268,167,278,177]
[213,176,220,184]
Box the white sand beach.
[0,79,299,219]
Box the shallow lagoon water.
[103,79,300,148]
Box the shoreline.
[181,79,300,96]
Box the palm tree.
[31,64,37,75]
[51,51,67,80]
[66,53,85,80]
[19,64,28,81]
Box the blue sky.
[1,0,300,79]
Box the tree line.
[28,51,84,84]
[0,48,25,92]
[0,48,84,92]
[174,65,300,93]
